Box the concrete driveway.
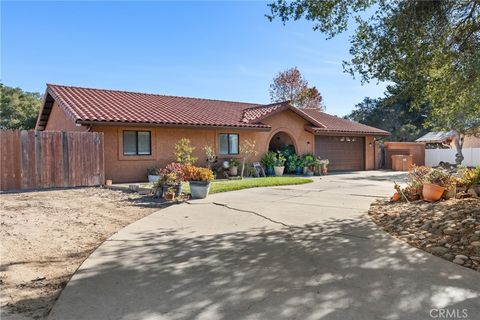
[49,171,480,320]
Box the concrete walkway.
[49,171,480,320]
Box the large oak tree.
[267,0,480,164]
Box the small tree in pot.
[229,158,240,176]
[183,164,214,199]
[274,151,286,176]
[240,139,258,178]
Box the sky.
[1,1,387,117]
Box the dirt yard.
[0,187,166,319]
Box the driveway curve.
[49,171,480,320]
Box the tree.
[0,83,42,130]
[239,139,258,178]
[347,86,431,142]
[269,67,324,109]
[174,138,197,164]
[267,0,480,164]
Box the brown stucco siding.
[91,109,316,182]
[44,102,87,132]
[43,101,375,182]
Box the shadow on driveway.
[45,217,480,320]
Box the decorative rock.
[453,258,465,265]
[455,254,468,260]
[437,239,447,246]
[443,253,454,260]
[431,247,449,255]
[471,241,480,247]
[443,228,457,235]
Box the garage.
[315,136,365,171]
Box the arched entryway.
[268,131,297,153]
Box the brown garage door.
[315,136,365,171]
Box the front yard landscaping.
[183,176,313,195]
[369,165,480,272]
[369,198,480,272]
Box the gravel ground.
[0,188,166,319]
[368,198,480,272]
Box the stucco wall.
[44,102,87,132]
[365,136,375,170]
[44,103,377,182]
[91,109,316,182]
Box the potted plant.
[274,152,286,176]
[229,158,240,176]
[154,171,178,198]
[261,151,276,176]
[301,154,316,176]
[203,145,217,170]
[295,157,303,175]
[164,186,175,201]
[287,154,299,174]
[407,165,431,198]
[422,168,451,202]
[147,167,160,183]
[156,163,186,196]
[319,159,329,175]
[183,164,214,199]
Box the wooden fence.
[0,130,104,191]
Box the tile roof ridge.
[46,83,262,107]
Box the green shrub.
[261,151,276,168]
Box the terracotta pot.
[164,192,174,201]
[422,183,445,202]
[391,192,401,201]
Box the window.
[123,131,151,155]
[219,133,239,155]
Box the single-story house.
[416,131,480,149]
[36,84,390,182]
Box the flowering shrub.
[158,162,187,183]
[182,164,214,182]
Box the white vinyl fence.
[425,148,480,167]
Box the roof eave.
[305,125,390,136]
[76,120,272,131]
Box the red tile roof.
[301,109,390,136]
[241,102,290,123]
[39,84,389,136]
[46,84,267,129]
